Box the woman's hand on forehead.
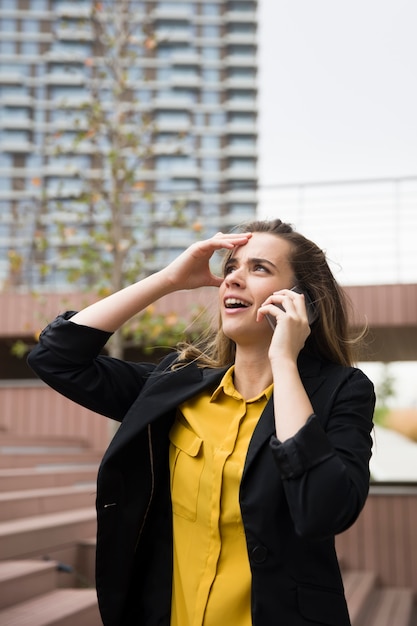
[162,232,253,291]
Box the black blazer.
[28,313,375,626]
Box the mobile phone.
[266,286,318,330]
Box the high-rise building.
[0,0,258,290]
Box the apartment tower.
[0,0,258,289]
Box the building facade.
[0,0,258,290]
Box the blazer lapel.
[132,363,227,422]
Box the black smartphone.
[266,286,318,330]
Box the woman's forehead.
[231,232,291,261]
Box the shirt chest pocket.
[169,421,204,522]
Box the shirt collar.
[210,365,273,403]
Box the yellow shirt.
[169,366,273,626]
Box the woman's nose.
[225,268,245,286]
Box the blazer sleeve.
[270,367,375,539]
[27,312,156,422]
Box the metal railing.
[259,175,417,286]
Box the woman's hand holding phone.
[258,287,313,364]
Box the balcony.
[151,8,192,20]
[43,73,85,86]
[0,117,33,130]
[0,140,34,154]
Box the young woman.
[28,219,375,626]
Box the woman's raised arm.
[71,232,251,332]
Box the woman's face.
[219,232,295,343]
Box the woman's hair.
[175,219,365,369]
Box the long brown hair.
[175,219,363,368]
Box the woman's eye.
[254,264,267,272]
[224,265,236,275]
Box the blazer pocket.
[169,421,204,521]
[297,584,350,626]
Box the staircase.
[343,569,416,626]
[0,434,415,625]
[0,434,102,625]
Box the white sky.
[257,0,417,186]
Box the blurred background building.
[0,0,258,290]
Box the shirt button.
[251,545,268,563]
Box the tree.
[10,0,202,359]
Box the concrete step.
[0,588,101,626]
[0,452,102,468]
[343,569,415,626]
[343,570,377,624]
[0,466,98,492]
[354,586,415,626]
[0,560,57,610]
[0,435,90,449]
[0,508,97,560]
[0,484,96,521]
[77,538,97,588]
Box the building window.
[228,157,256,170]
[227,44,256,56]
[209,112,226,126]
[21,41,39,55]
[50,85,86,102]
[228,134,256,147]
[201,158,220,171]
[157,42,193,59]
[0,18,16,31]
[201,90,220,104]
[155,19,191,35]
[228,111,256,124]
[156,2,195,15]
[202,181,220,192]
[0,129,29,143]
[227,202,256,216]
[0,85,28,99]
[172,65,199,79]
[202,3,221,16]
[155,155,196,171]
[31,0,48,8]
[202,68,220,82]
[201,135,221,149]
[155,110,190,125]
[227,22,256,34]
[0,177,11,191]
[156,178,198,192]
[228,89,256,101]
[227,1,256,11]
[3,106,30,119]
[201,47,221,60]
[227,179,256,190]
[228,66,256,79]
[26,154,42,168]
[0,40,15,54]
[0,153,12,167]
[21,19,39,32]
[50,40,91,57]
[202,25,220,37]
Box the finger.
[272,293,309,325]
[211,232,252,248]
[192,235,251,261]
[256,303,285,324]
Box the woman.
[28,219,375,626]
